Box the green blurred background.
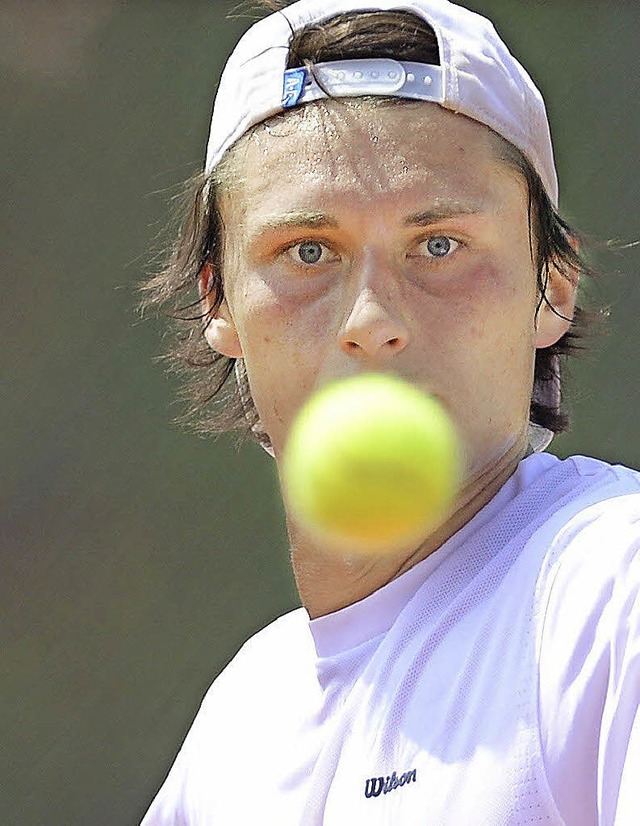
[2,1,639,823]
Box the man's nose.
[338,278,410,361]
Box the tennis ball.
[281,373,461,554]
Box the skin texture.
[202,100,576,618]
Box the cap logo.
[282,68,307,108]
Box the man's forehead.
[225,99,507,203]
[245,98,491,154]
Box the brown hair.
[141,6,595,443]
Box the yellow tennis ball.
[281,373,461,554]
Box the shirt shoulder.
[140,607,314,825]
[202,606,313,705]
[535,457,640,616]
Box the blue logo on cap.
[282,68,307,108]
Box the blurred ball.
[281,373,461,554]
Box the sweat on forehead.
[214,97,517,198]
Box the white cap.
[205,0,558,206]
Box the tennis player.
[141,1,640,823]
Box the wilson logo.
[364,769,417,799]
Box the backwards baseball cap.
[205,0,558,206]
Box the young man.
[141,1,640,823]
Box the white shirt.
[141,454,640,824]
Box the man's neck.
[287,436,529,619]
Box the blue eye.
[412,235,460,259]
[426,236,454,257]
[283,239,338,271]
[297,241,324,264]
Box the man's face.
[214,101,562,482]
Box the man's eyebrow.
[256,211,339,232]
[405,202,486,225]
[251,204,485,235]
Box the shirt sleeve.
[538,495,640,825]
[597,546,640,823]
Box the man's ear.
[199,263,243,358]
[535,257,579,349]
